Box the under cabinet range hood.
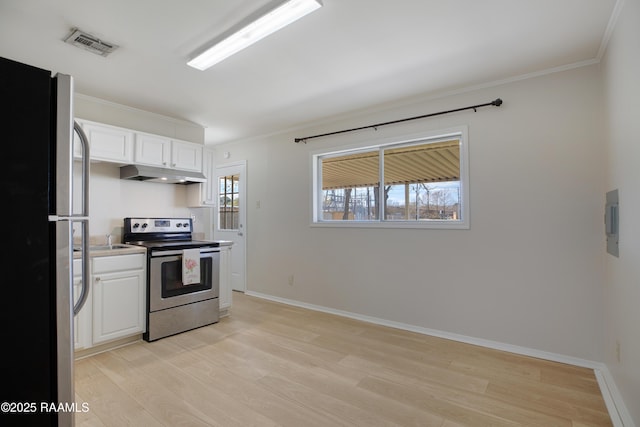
[120,164,206,184]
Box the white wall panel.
[214,65,606,362]
[601,0,640,423]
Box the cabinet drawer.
[93,253,145,274]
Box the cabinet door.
[92,269,145,344]
[187,148,215,207]
[82,121,134,164]
[73,259,91,349]
[219,247,232,315]
[202,148,215,204]
[73,277,80,348]
[171,140,203,172]
[73,276,92,350]
[134,133,171,167]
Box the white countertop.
[73,244,146,258]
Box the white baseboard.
[245,290,635,427]
[595,367,636,427]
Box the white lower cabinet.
[73,259,91,350]
[219,246,232,316]
[74,248,229,351]
[91,253,146,345]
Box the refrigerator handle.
[73,121,91,315]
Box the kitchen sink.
[89,244,134,251]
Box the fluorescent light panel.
[188,0,322,70]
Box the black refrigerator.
[0,56,90,426]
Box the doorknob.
[238,232,243,236]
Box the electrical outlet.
[616,341,621,363]
[288,275,294,286]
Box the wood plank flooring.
[74,292,612,426]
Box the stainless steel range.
[123,217,220,341]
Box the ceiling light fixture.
[187,0,322,70]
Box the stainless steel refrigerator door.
[54,220,74,427]
[51,72,74,427]
[52,73,90,427]
[55,75,73,218]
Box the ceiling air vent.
[64,28,118,57]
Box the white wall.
[601,0,640,422]
[75,94,205,143]
[215,64,606,361]
[73,95,210,241]
[83,162,194,241]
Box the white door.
[214,162,246,292]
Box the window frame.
[311,126,469,229]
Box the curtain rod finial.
[493,98,503,106]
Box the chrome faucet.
[106,234,112,248]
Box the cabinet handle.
[95,277,101,282]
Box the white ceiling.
[0,0,617,144]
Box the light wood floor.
[75,292,612,426]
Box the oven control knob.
[183,222,189,228]
[176,223,182,227]
[141,223,148,229]
[133,223,140,229]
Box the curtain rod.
[294,98,503,143]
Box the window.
[218,174,240,230]
[312,127,469,228]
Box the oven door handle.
[151,247,220,257]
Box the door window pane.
[218,174,239,230]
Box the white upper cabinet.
[78,120,134,164]
[73,127,84,160]
[134,133,171,167]
[76,119,203,172]
[171,139,203,172]
[202,148,215,204]
[134,133,203,172]
[187,147,215,207]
